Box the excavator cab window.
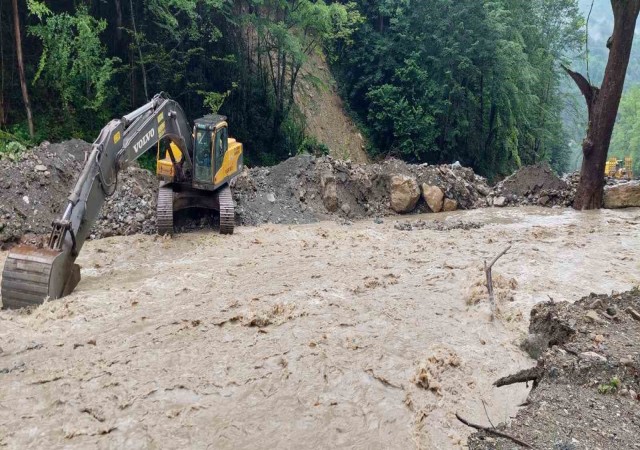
[194,127,213,183]
[214,126,228,175]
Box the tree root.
[456,413,534,449]
[494,366,541,388]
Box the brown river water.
[1,207,639,449]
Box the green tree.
[28,3,118,115]
[333,0,583,177]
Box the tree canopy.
[333,0,583,178]
[0,0,594,178]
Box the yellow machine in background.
[605,156,633,179]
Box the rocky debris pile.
[232,155,492,225]
[469,289,640,450]
[394,219,484,232]
[232,155,323,226]
[487,163,574,207]
[0,139,159,246]
[92,166,158,239]
[0,140,87,247]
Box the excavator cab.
[192,115,243,189]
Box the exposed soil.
[468,290,640,450]
[295,52,369,164]
[1,140,589,250]
[1,207,639,449]
[0,140,88,247]
[1,143,492,247]
[498,163,568,197]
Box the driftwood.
[456,413,534,449]
[494,366,540,388]
[626,307,640,321]
[485,245,511,319]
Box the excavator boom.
[1,93,194,309]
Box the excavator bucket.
[1,246,80,309]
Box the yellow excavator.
[605,156,633,179]
[1,93,243,309]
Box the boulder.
[493,196,507,207]
[321,173,339,212]
[476,183,491,196]
[603,181,640,209]
[390,175,420,213]
[422,184,444,213]
[443,198,458,212]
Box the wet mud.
[1,207,639,449]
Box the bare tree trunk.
[129,0,148,101]
[0,0,6,127]
[11,0,34,138]
[566,0,640,210]
[114,0,123,44]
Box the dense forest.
[0,0,628,179]
[0,0,361,166]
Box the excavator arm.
[1,93,193,309]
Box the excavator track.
[1,248,57,309]
[218,185,235,235]
[157,183,174,236]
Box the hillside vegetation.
[0,0,628,178]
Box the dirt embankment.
[469,290,640,450]
[0,139,613,249]
[232,155,492,226]
[487,163,575,207]
[295,52,369,164]
[0,142,497,246]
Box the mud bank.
[469,290,640,450]
[1,207,639,449]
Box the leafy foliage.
[0,0,591,176]
[332,0,583,177]
[28,4,118,114]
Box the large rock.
[390,175,420,213]
[321,172,339,212]
[422,184,444,213]
[604,181,640,209]
[493,196,507,207]
[443,198,458,212]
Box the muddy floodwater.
[1,207,639,449]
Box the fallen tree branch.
[626,307,640,322]
[456,413,534,449]
[485,245,511,319]
[494,367,540,388]
[481,399,495,428]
